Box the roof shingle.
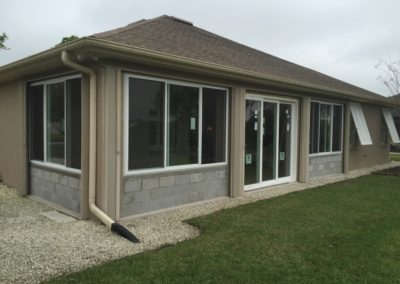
[93,15,383,99]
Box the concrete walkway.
[0,161,398,283]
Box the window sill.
[309,151,342,158]
[124,162,227,177]
[30,160,81,175]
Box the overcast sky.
[1,0,399,96]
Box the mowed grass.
[47,175,400,283]
[390,152,400,161]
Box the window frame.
[309,100,344,156]
[124,73,229,176]
[29,74,82,174]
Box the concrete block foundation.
[30,165,81,214]
[122,166,228,217]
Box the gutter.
[1,37,395,107]
[61,51,139,243]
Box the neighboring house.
[0,15,399,224]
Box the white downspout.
[61,51,139,242]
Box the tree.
[375,57,400,96]
[0,32,9,50]
[56,35,79,46]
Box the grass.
[390,152,400,161]
[47,175,400,283]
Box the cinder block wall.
[30,165,81,214]
[309,153,342,178]
[122,166,228,217]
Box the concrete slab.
[40,210,77,224]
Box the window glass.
[168,84,199,166]
[310,102,343,154]
[46,82,65,165]
[29,85,44,161]
[332,105,343,151]
[319,104,332,152]
[202,88,226,164]
[349,116,358,148]
[309,102,319,154]
[66,78,81,169]
[245,100,262,185]
[29,77,81,169]
[278,104,292,178]
[128,78,165,170]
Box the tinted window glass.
[332,105,343,151]
[46,82,65,165]
[319,104,332,153]
[310,102,319,154]
[202,88,226,164]
[128,78,165,170]
[168,84,199,166]
[29,85,44,161]
[66,78,81,169]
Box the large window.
[29,76,81,170]
[126,75,228,172]
[310,101,343,154]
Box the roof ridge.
[92,15,170,39]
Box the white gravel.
[0,161,398,283]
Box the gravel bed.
[0,161,398,283]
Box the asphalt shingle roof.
[93,15,383,99]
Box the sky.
[1,0,399,96]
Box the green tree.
[56,35,79,46]
[0,32,9,50]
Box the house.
[0,15,399,230]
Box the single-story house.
[1,15,399,233]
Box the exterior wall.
[309,153,343,178]
[349,103,390,170]
[0,80,27,194]
[96,66,119,220]
[30,165,81,214]
[122,166,228,217]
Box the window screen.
[29,85,44,161]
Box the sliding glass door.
[245,97,296,189]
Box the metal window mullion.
[124,76,129,173]
[275,102,280,180]
[259,101,264,183]
[317,103,320,153]
[224,91,229,163]
[198,88,203,165]
[330,104,333,152]
[63,81,67,166]
[164,83,168,168]
[43,84,47,163]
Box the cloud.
[1,0,399,96]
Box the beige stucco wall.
[0,80,27,194]
[349,103,390,170]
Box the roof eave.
[0,37,395,107]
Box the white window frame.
[30,74,82,173]
[382,108,400,144]
[124,73,229,176]
[349,103,373,145]
[309,100,344,156]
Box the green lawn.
[390,153,400,161]
[47,175,400,283]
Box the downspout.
[61,51,139,243]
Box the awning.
[349,103,373,145]
[382,108,400,144]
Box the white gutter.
[61,50,139,242]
